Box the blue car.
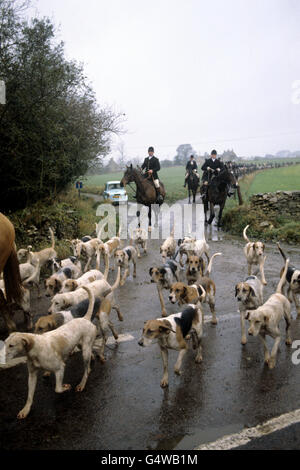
[103,181,128,205]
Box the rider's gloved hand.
[207,167,211,170]
[217,168,221,172]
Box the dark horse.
[120,165,166,230]
[203,166,243,227]
[186,170,199,204]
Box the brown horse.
[120,165,166,229]
[0,213,23,331]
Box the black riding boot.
[155,187,163,204]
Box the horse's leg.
[154,205,159,228]
[188,188,191,204]
[208,202,215,225]
[148,206,152,232]
[204,200,208,225]
[193,189,196,203]
[217,200,226,227]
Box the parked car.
[103,181,128,205]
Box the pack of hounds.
[1,222,300,419]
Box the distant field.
[84,162,300,206]
[248,164,300,195]
[84,166,191,204]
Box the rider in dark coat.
[201,150,233,197]
[184,155,199,187]
[141,146,163,203]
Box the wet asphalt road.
[1,198,300,450]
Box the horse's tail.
[243,225,251,243]
[3,247,23,305]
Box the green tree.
[0,0,123,211]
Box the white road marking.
[196,408,300,450]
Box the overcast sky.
[29,0,300,160]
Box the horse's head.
[120,164,134,188]
[223,165,238,189]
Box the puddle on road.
[154,423,243,450]
[205,225,224,242]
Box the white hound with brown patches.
[19,256,41,297]
[149,259,180,317]
[17,228,57,272]
[73,238,103,272]
[5,285,98,419]
[132,227,148,258]
[235,275,264,345]
[114,245,137,286]
[243,225,267,285]
[48,267,122,320]
[178,233,210,267]
[160,227,176,263]
[245,258,292,369]
[138,305,203,388]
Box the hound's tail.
[276,242,287,261]
[82,285,95,321]
[111,266,121,291]
[117,222,122,238]
[276,258,289,294]
[49,227,55,249]
[103,253,109,280]
[243,225,250,243]
[205,252,222,276]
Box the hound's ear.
[262,243,265,250]
[130,164,132,169]
[21,336,34,352]
[249,287,256,297]
[159,321,172,334]
[178,239,182,246]
[234,285,238,297]
[149,267,153,276]
[181,286,187,298]
[199,258,205,273]
[160,247,162,253]
[245,311,251,320]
